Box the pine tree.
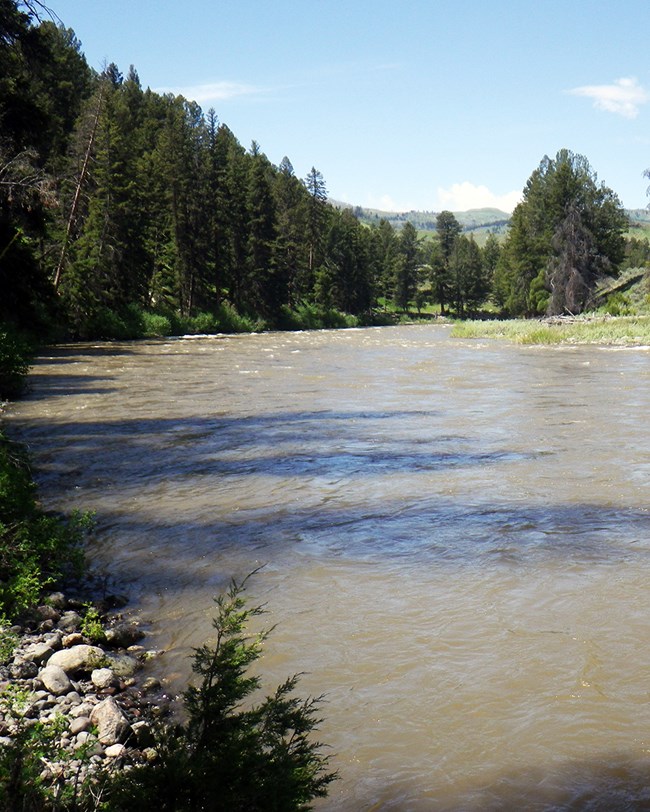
[300,167,329,298]
[394,221,420,310]
[433,211,461,315]
[247,143,283,321]
[497,149,627,316]
[106,576,338,811]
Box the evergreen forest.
[3,0,649,378]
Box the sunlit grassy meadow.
[451,315,650,345]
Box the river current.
[6,323,650,810]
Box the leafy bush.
[281,303,359,331]
[0,432,88,620]
[83,305,144,340]
[107,575,338,811]
[0,324,32,400]
[79,604,106,644]
[141,311,173,337]
[602,292,632,316]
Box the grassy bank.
[451,315,650,346]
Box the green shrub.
[107,575,338,811]
[79,604,106,644]
[282,303,359,331]
[84,306,144,340]
[0,627,18,665]
[0,432,89,620]
[602,292,632,316]
[0,324,32,400]
[141,311,172,337]
[186,311,220,334]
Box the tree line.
[0,1,641,352]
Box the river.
[6,323,650,809]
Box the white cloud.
[156,80,263,103]
[364,193,417,212]
[568,76,650,119]
[436,182,521,213]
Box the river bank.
[451,313,650,344]
[1,585,172,805]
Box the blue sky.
[46,0,650,213]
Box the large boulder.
[48,644,106,675]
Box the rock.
[62,633,84,647]
[38,619,55,632]
[143,649,164,661]
[48,645,106,675]
[46,592,67,610]
[91,668,116,690]
[58,612,82,633]
[36,604,60,622]
[70,702,95,719]
[105,623,144,648]
[89,697,131,745]
[22,642,54,664]
[39,665,72,696]
[101,594,129,610]
[75,730,91,747]
[140,676,161,694]
[131,720,155,748]
[69,716,91,735]
[103,652,139,678]
[42,631,63,651]
[9,660,38,680]
[105,742,125,758]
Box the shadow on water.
[10,409,650,587]
[77,496,650,601]
[25,373,119,399]
[13,410,525,479]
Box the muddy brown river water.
[6,323,650,809]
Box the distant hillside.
[627,209,650,240]
[330,200,510,238]
[331,200,650,243]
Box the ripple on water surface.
[6,325,650,810]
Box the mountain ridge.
[330,199,650,240]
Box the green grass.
[451,315,650,346]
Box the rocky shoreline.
[0,590,172,794]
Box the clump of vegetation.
[0,431,89,621]
[0,324,32,401]
[106,575,338,811]
[0,685,98,812]
[79,603,106,644]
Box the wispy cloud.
[568,76,650,119]
[436,182,521,214]
[155,80,265,103]
[364,193,418,212]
